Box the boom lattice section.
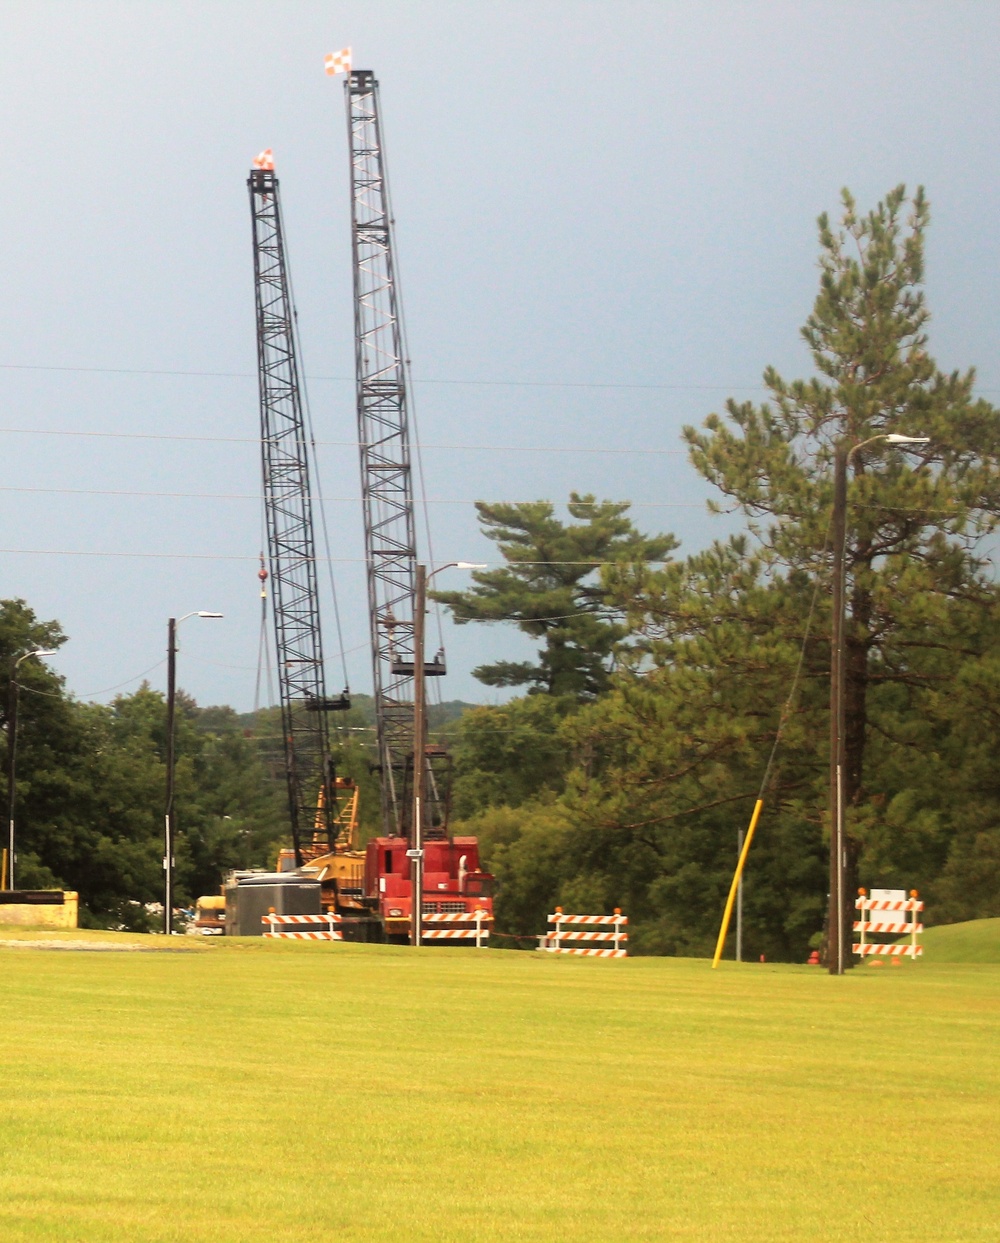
[344,69,419,834]
[249,167,336,861]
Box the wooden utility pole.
[829,444,848,975]
[410,565,426,947]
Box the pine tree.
[520,187,1000,957]
[432,493,675,698]
[684,185,1000,870]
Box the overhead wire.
[3,360,997,396]
[0,548,675,567]
[19,658,168,700]
[711,517,833,967]
[0,361,764,391]
[0,485,703,506]
[0,425,688,454]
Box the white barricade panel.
[262,912,343,941]
[853,889,923,960]
[542,910,629,957]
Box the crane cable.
[379,108,446,705]
[282,226,351,696]
[253,549,275,713]
[711,523,833,968]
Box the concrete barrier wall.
[0,892,78,929]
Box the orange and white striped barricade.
[542,908,628,958]
[853,889,923,959]
[262,912,343,941]
[420,909,490,948]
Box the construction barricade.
[420,909,490,948]
[853,888,923,959]
[541,908,628,958]
[262,912,343,941]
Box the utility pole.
[164,612,222,934]
[165,617,177,936]
[410,565,426,947]
[5,649,56,892]
[828,433,928,975]
[5,675,20,891]
[829,444,847,976]
[405,562,483,947]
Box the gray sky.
[2,1,998,709]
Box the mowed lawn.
[0,930,997,1242]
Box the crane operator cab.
[365,835,494,943]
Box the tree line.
[4,186,999,954]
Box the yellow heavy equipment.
[274,777,366,914]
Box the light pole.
[828,433,928,975]
[409,562,485,947]
[5,649,57,891]
[165,611,223,934]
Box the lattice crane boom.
[249,164,346,864]
[345,69,441,836]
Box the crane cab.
[365,835,494,942]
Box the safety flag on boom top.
[325,47,352,75]
[253,149,274,171]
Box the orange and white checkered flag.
[324,47,352,76]
[252,148,274,171]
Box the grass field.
[0,927,997,1241]
[918,916,1000,962]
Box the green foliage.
[449,694,575,818]
[684,184,1000,821]
[432,494,675,698]
[454,802,576,939]
[470,188,1000,959]
[7,187,1000,959]
[1,599,288,924]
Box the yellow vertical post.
[1,847,6,890]
[712,799,764,969]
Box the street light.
[829,433,929,975]
[5,648,58,891]
[164,612,223,934]
[410,562,486,947]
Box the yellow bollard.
[711,799,764,969]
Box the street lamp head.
[884,434,930,446]
[175,610,224,626]
[14,647,57,670]
[453,562,487,570]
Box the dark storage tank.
[224,871,321,936]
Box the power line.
[0,547,673,567]
[2,360,997,396]
[0,425,687,455]
[19,658,168,700]
[0,482,967,516]
[0,360,772,392]
[0,484,703,507]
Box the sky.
[1,1,998,710]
